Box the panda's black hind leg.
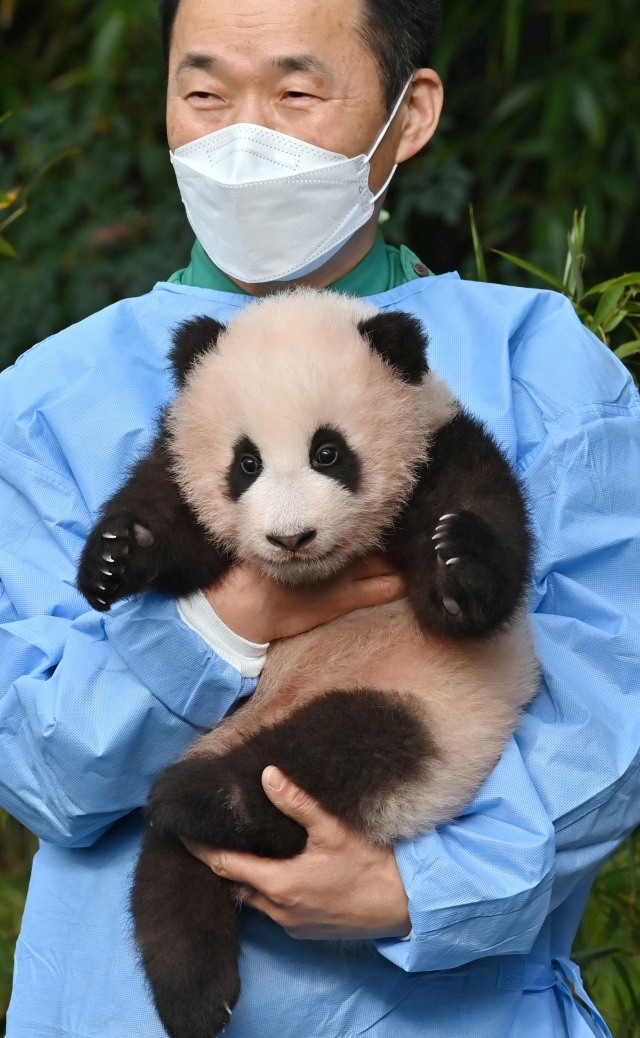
[147,688,434,859]
[132,827,241,1038]
[145,747,309,859]
[135,691,434,1036]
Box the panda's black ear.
[169,316,227,386]
[357,311,429,384]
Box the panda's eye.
[313,444,339,468]
[240,454,262,476]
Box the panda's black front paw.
[431,511,508,632]
[77,511,157,611]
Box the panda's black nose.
[266,530,317,552]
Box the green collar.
[168,232,431,296]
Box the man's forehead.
[170,0,364,54]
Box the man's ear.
[394,68,444,164]
[357,311,429,384]
[169,316,227,386]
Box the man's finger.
[261,766,340,839]
[187,841,278,888]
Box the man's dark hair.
[158,0,441,110]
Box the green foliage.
[471,206,640,383]
[0,811,37,1036]
[386,0,640,289]
[575,833,640,1038]
[0,0,192,370]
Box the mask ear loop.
[365,75,415,203]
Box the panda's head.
[167,289,456,584]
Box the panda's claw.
[429,509,508,632]
[78,510,161,611]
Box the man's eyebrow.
[175,52,219,78]
[269,54,333,79]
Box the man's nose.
[232,95,276,130]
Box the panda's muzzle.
[266,530,317,553]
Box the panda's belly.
[195,598,538,809]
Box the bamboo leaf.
[490,249,566,292]
[601,310,629,335]
[591,284,626,331]
[0,235,17,258]
[582,273,640,300]
[562,209,585,299]
[614,339,640,361]
[0,188,20,210]
[469,205,488,282]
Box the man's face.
[166,0,402,195]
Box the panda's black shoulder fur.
[170,315,227,386]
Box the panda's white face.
[167,291,456,584]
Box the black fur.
[386,410,532,637]
[227,436,263,501]
[76,427,233,610]
[77,308,532,1038]
[357,311,429,384]
[146,689,434,851]
[309,426,361,492]
[170,316,227,386]
[131,831,241,1038]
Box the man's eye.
[187,91,224,105]
[282,91,317,101]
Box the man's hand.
[204,555,404,644]
[185,766,411,941]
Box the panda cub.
[77,289,537,1038]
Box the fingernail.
[264,766,286,791]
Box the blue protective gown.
[2,273,640,1038]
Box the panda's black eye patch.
[309,427,360,493]
[228,437,262,500]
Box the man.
[1,0,639,1035]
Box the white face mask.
[170,80,412,284]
